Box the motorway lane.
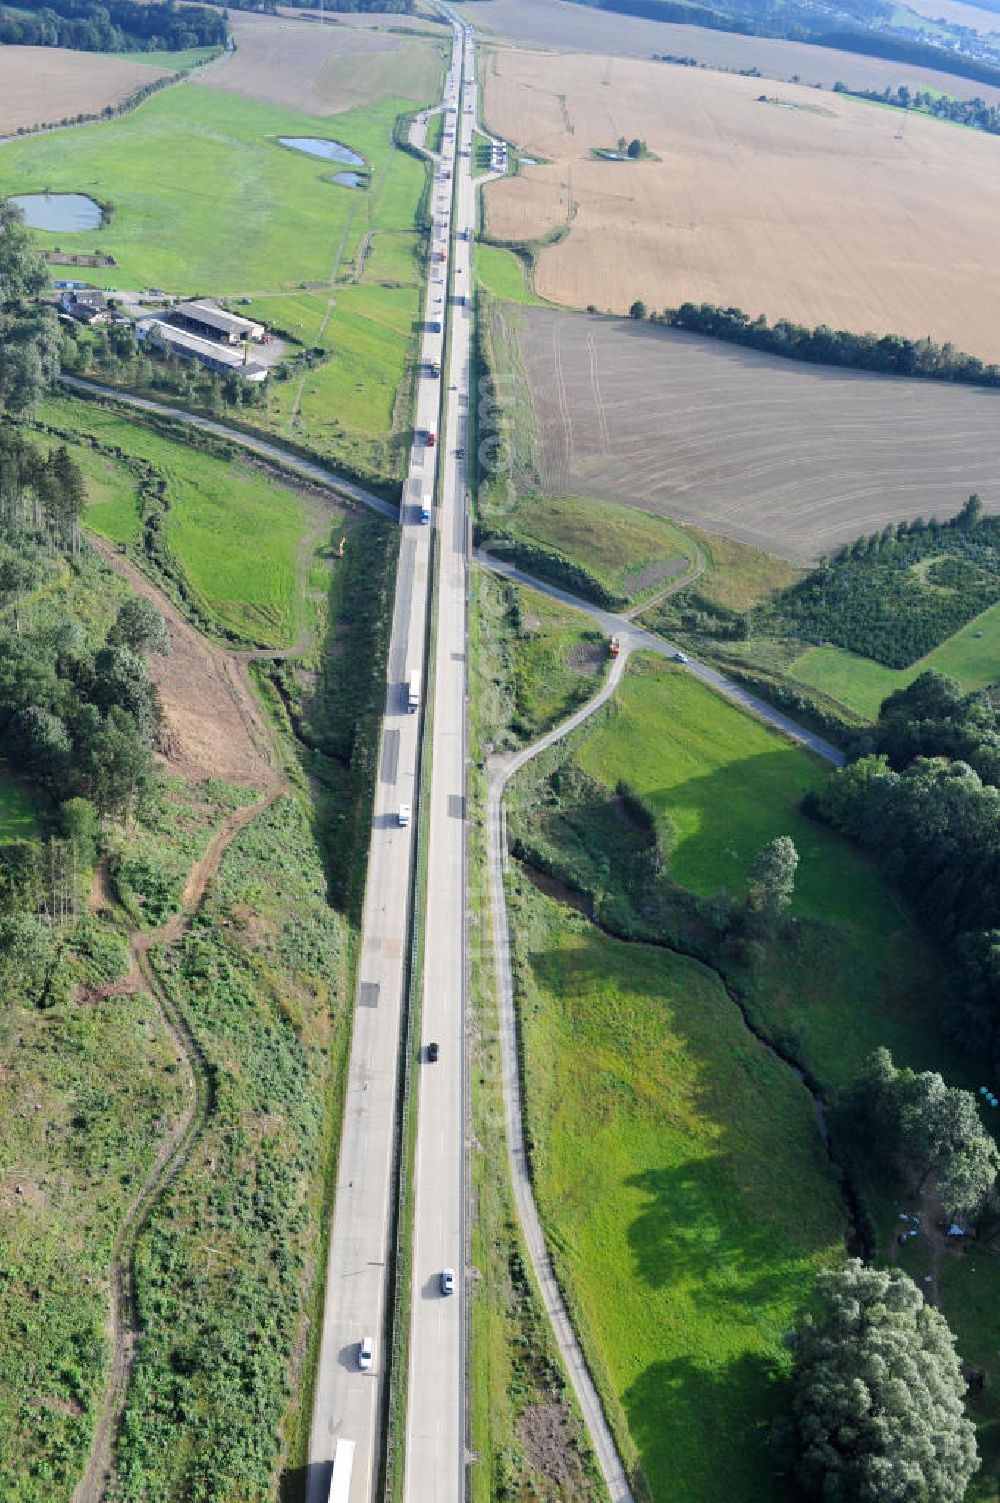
[403,21,475,1503]
[306,32,464,1503]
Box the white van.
[398,804,411,828]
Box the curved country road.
[59,374,398,520]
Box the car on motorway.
[455,445,466,458]
[398,804,411,827]
[440,1268,455,1296]
[358,1336,374,1371]
[427,1041,440,1062]
[673,650,689,664]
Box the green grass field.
[563,657,956,1089]
[515,883,845,1503]
[512,583,608,738]
[688,527,801,612]
[0,86,426,294]
[474,243,541,304]
[117,45,221,70]
[52,437,142,545]
[0,775,40,839]
[791,599,1000,719]
[489,493,697,605]
[41,395,308,646]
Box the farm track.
[73,539,297,1501]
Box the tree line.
[835,80,1000,137]
[0,0,225,51]
[627,299,1000,389]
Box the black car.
[427,1041,440,1062]
[455,446,466,459]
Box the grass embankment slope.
[39,394,310,648]
[505,654,972,1500]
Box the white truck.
[328,1439,355,1503]
[408,669,421,712]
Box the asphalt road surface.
[402,22,475,1503]
[306,26,464,1503]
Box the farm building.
[136,317,268,381]
[59,288,111,325]
[170,300,264,346]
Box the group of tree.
[773,499,1000,668]
[0,0,226,53]
[835,79,1000,138]
[841,1046,1000,1220]
[615,134,648,157]
[627,298,1000,389]
[809,670,1000,1068]
[0,202,61,417]
[60,320,266,411]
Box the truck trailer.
[408,669,421,712]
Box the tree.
[746,835,798,920]
[108,596,170,656]
[626,137,643,158]
[958,492,983,530]
[59,796,100,870]
[9,705,72,785]
[628,299,648,320]
[786,1260,977,1503]
[0,201,61,415]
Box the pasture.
[41,395,310,648]
[0,85,427,294]
[506,306,1000,560]
[198,11,446,115]
[791,600,1000,716]
[514,882,845,1503]
[455,0,1000,94]
[474,243,539,303]
[482,47,1000,359]
[0,46,169,136]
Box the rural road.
[476,547,845,766]
[487,649,637,1503]
[402,21,474,1503]
[305,21,465,1503]
[58,373,398,520]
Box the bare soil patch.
[623,555,687,596]
[567,639,604,673]
[90,540,274,787]
[516,1398,597,1493]
[458,0,1000,94]
[198,11,443,114]
[0,47,169,136]
[483,47,1000,360]
[512,306,1000,560]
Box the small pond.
[331,171,363,189]
[279,136,364,167]
[520,156,539,166]
[9,192,102,232]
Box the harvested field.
[199,11,445,114]
[0,46,169,135]
[509,306,1000,560]
[455,0,1000,96]
[482,47,1000,359]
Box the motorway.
[402,23,476,1503]
[305,24,465,1503]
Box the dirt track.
[510,306,1000,560]
[483,46,1000,360]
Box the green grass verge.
[424,109,443,153]
[116,45,221,69]
[512,880,845,1503]
[39,394,310,648]
[483,493,697,609]
[791,599,1000,719]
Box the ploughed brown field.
[483,47,1000,361]
[509,306,1000,561]
[0,46,169,135]
[456,0,1000,94]
[197,10,446,114]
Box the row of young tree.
[0,0,226,52]
[627,298,1000,388]
[773,497,1000,667]
[834,80,1000,137]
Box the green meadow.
[41,395,308,647]
[791,599,1000,718]
[474,243,541,304]
[515,883,845,1503]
